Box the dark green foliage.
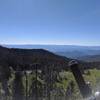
[12,72,24,100]
[0,45,100,100]
[0,64,11,100]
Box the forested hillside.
[0,45,100,100]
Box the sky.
[0,0,100,46]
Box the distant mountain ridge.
[0,45,100,70]
[78,55,100,62]
[0,45,71,71]
[3,44,100,59]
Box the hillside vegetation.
[0,45,100,100]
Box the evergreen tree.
[0,64,11,100]
[12,72,25,100]
[29,72,44,100]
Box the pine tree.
[12,72,25,100]
[0,64,11,100]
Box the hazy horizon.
[1,44,100,47]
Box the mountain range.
[3,44,100,60]
[0,45,72,71]
[0,45,100,71]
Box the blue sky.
[0,0,100,45]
